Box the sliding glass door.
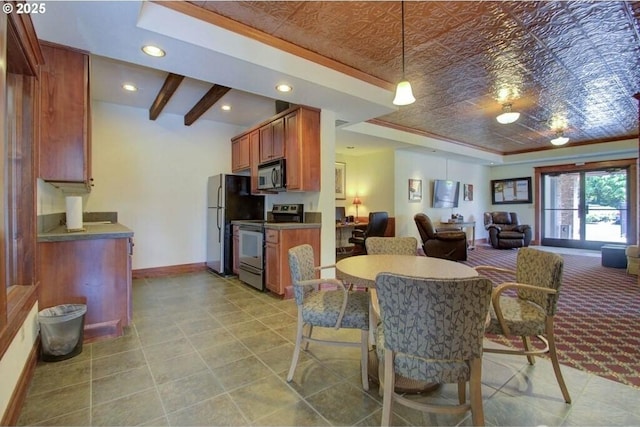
[541,168,629,250]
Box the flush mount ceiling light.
[496,103,520,124]
[221,105,231,111]
[550,130,570,146]
[141,45,165,57]
[122,83,137,92]
[276,84,292,93]
[392,1,415,106]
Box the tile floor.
[17,271,640,426]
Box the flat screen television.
[432,179,460,208]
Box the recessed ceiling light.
[122,83,137,92]
[221,105,231,111]
[142,45,165,57]
[276,84,292,93]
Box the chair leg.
[469,358,485,426]
[304,324,313,350]
[381,349,395,427]
[286,313,305,382]
[522,336,535,365]
[361,329,369,391]
[546,317,572,403]
[458,381,466,405]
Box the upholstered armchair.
[475,247,571,403]
[484,211,532,249]
[414,213,467,261]
[375,273,493,426]
[286,244,370,390]
[348,211,389,254]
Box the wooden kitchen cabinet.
[284,107,320,191]
[259,117,285,163]
[265,227,321,296]
[231,134,250,172]
[38,237,133,342]
[38,42,92,187]
[249,129,260,194]
[232,225,240,274]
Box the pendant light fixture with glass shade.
[393,1,415,106]
[550,130,569,146]
[496,103,520,124]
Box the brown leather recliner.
[414,213,468,261]
[484,211,532,249]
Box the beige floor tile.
[252,400,330,426]
[167,394,249,426]
[18,381,90,425]
[91,388,164,426]
[304,380,381,426]
[211,355,273,391]
[156,371,225,413]
[92,348,147,380]
[228,374,301,421]
[92,365,155,405]
[147,351,208,384]
[27,359,90,396]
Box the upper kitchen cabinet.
[284,107,320,192]
[38,42,92,189]
[231,133,250,172]
[259,116,284,163]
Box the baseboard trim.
[1,341,38,426]
[132,262,207,279]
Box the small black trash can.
[38,304,87,362]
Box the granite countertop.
[38,222,134,242]
[231,220,321,230]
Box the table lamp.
[353,197,362,223]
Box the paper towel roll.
[65,196,83,231]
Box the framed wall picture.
[409,179,422,201]
[335,162,346,200]
[463,184,474,201]
[491,177,532,204]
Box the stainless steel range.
[237,204,304,291]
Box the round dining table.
[336,254,478,288]
[335,254,479,393]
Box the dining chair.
[475,247,571,403]
[364,236,418,255]
[287,244,370,390]
[375,273,493,426]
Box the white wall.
[394,150,491,241]
[0,304,39,420]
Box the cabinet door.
[259,123,273,163]
[284,108,320,191]
[271,117,285,159]
[265,241,280,294]
[231,134,250,172]
[249,130,260,194]
[39,43,90,183]
[284,111,301,190]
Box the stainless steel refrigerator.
[206,174,264,275]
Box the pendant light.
[550,130,569,146]
[393,1,415,106]
[496,103,520,124]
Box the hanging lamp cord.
[401,0,406,79]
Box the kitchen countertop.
[231,220,321,230]
[37,222,134,242]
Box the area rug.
[463,244,640,389]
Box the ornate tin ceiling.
[190,1,640,155]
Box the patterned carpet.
[463,244,640,389]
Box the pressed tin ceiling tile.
[194,1,640,154]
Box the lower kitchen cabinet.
[233,225,240,274]
[265,227,321,296]
[38,237,133,342]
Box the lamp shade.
[550,131,569,146]
[496,111,520,124]
[353,197,362,205]
[393,80,416,106]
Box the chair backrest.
[375,273,493,361]
[288,244,317,305]
[515,247,564,315]
[365,212,389,237]
[414,213,437,241]
[484,211,520,227]
[365,237,417,255]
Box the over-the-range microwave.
[257,159,286,191]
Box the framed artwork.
[463,184,474,201]
[491,177,532,204]
[408,179,422,201]
[335,162,346,200]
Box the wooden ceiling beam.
[149,73,184,120]
[184,84,231,126]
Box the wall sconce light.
[352,197,362,222]
[496,103,520,124]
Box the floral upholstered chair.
[287,244,370,390]
[475,247,571,403]
[375,273,493,426]
[364,237,418,255]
